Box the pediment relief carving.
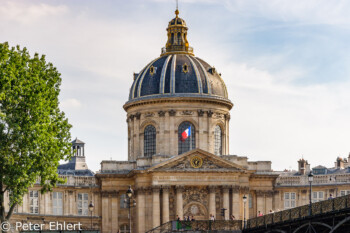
[154,154,241,172]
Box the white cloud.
[222,0,350,26]
[0,1,68,24]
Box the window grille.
[144,125,156,157]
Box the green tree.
[0,42,72,224]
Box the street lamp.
[308,171,314,216]
[125,186,136,233]
[88,201,94,230]
[243,195,247,229]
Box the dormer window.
[182,63,189,73]
[149,66,156,76]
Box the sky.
[1,0,350,172]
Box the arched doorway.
[183,202,208,220]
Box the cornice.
[123,96,233,111]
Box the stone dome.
[128,54,228,102]
[126,9,230,106]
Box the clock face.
[190,156,203,168]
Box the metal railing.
[146,220,242,233]
[247,194,350,229]
[161,46,194,55]
[57,175,96,187]
[276,174,350,186]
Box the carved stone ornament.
[181,110,193,115]
[135,112,141,120]
[183,187,208,207]
[207,110,213,117]
[155,155,240,172]
[214,113,224,119]
[169,109,176,116]
[197,110,205,117]
[158,111,166,117]
[145,112,154,117]
[224,114,231,120]
[129,115,135,121]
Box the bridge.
[244,194,350,233]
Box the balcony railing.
[247,194,350,229]
[57,175,96,187]
[276,174,350,186]
[146,220,242,233]
[161,46,194,55]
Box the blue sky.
[1,0,350,172]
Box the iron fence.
[247,194,350,229]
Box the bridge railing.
[247,194,350,229]
[146,220,242,233]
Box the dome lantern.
[162,9,193,56]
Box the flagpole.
[190,126,192,151]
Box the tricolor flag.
[180,126,191,142]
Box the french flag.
[181,126,191,142]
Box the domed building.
[124,9,231,159]
[98,9,277,233]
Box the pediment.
[148,149,245,172]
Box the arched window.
[178,122,195,155]
[144,125,156,157]
[214,125,222,155]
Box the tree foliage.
[0,42,72,222]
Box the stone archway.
[183,201,208,220]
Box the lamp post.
[88,201,94,230]
[308,171,314,216]
[125,186,136,233]
[243,195,247,229]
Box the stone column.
[224,114,230,154]
[134,113,141,158]
[111,192,119,233]
[176,186,184,219]
[169,110,176,156]
[207,111,214,153]
[265,191,273,214]
[137,189,146,233]
[22,193,28,213]
[162,186,170,223]
[223,186,230,220]
[39,192,45,214]
[101,192,110,233]
[152,187,161,228]
[256,191,265,216]
[232,186,240,219]
[209,186,216,218]
[129,116,134,160]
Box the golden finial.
[175,0,179,17]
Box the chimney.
[298,159,309,175]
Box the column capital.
[240,186,250,194]
[135,187,146,195]
[265,190,274,197]
[152,186,161,193]
[175,185,184,192]
[208,185,217,193]
[222,185,230,192]
[256,190,265,197]
[109,191,119,197]
[168,109,176,116]
[162,185,171,192]
[232,185,240,193]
